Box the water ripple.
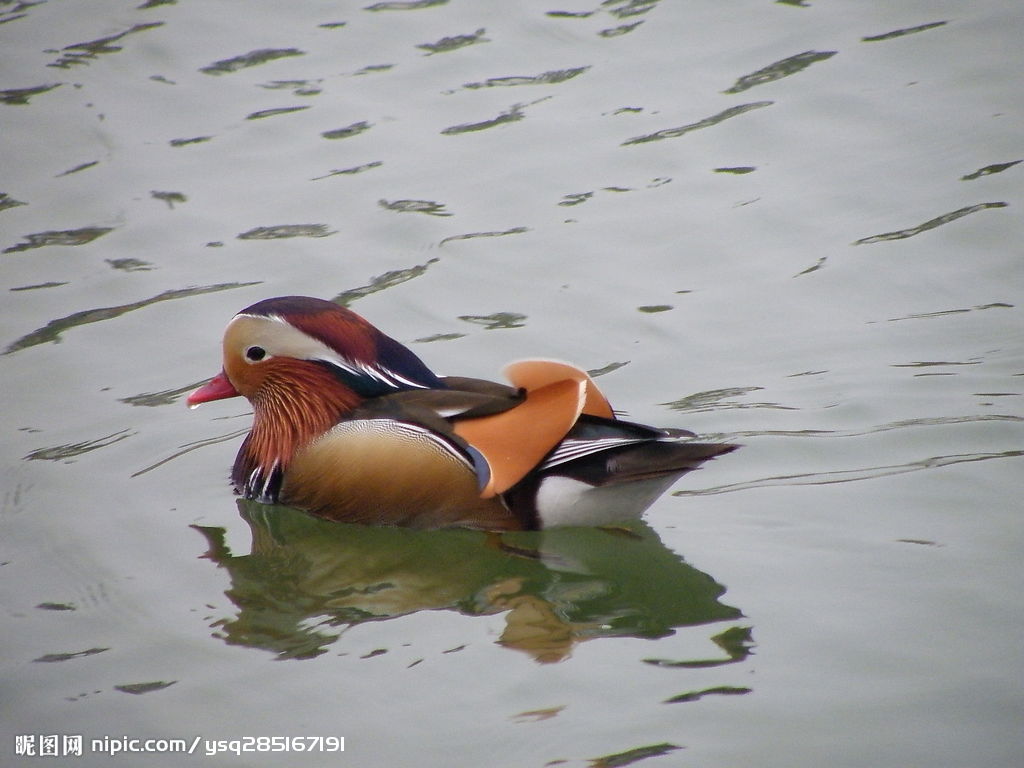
[150,191,186,209]
[643,626,754,668]
[599,21,645,38]
[461,66,589,91]
[56,161,100,177]
[862,21,947,43]
[0,192,28,211]
[875,302,1012,323]
[664,685,752,704]
[132,429,251,478]
[169,136,213,148]
[622,102,773,146]
[441,102,533,135]
[10,281,68,291]
[33,647,109,663]
[721,414,1022,442]
[312,161,383,181]
[417,28,487,55]
[378,199,452,216]
[961,160,1021,181]
[115,681,177,695]
[675,449,1024,496]
[663,386,793,414]
[459,312,527,330]
[321,121,372,140]
[331,259,439,307]
[48,22,163,69]
[120,382,208,408]
[200,48,304,76]
[590,743,681,767]
[605,0,664,20]
[439,227,528,246]
[25,430,135,462]
[724,50,836,94]
[246,105,310,120]
[3,227,114,254]
[0,83,61,105]
[237,224,335,239]
[364,0,448,10]
[413,332,465,343]
[4,282,260,354]
[853,202,1007,245]
[259,79,323,96]
[588,361,630,378]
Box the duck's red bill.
[187,371,239,408]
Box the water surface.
[2,1,1022,766]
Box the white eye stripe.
[230,313,342,363]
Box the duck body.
[188,296,736,530]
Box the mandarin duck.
[187,296,736,530]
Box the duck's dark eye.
[245,345,266,362]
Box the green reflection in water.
[193,502,742,662]
[644,625,755,669]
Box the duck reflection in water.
[192,501,745,663]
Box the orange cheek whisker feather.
[235,363,363,499]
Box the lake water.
[2,1,1022,766]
